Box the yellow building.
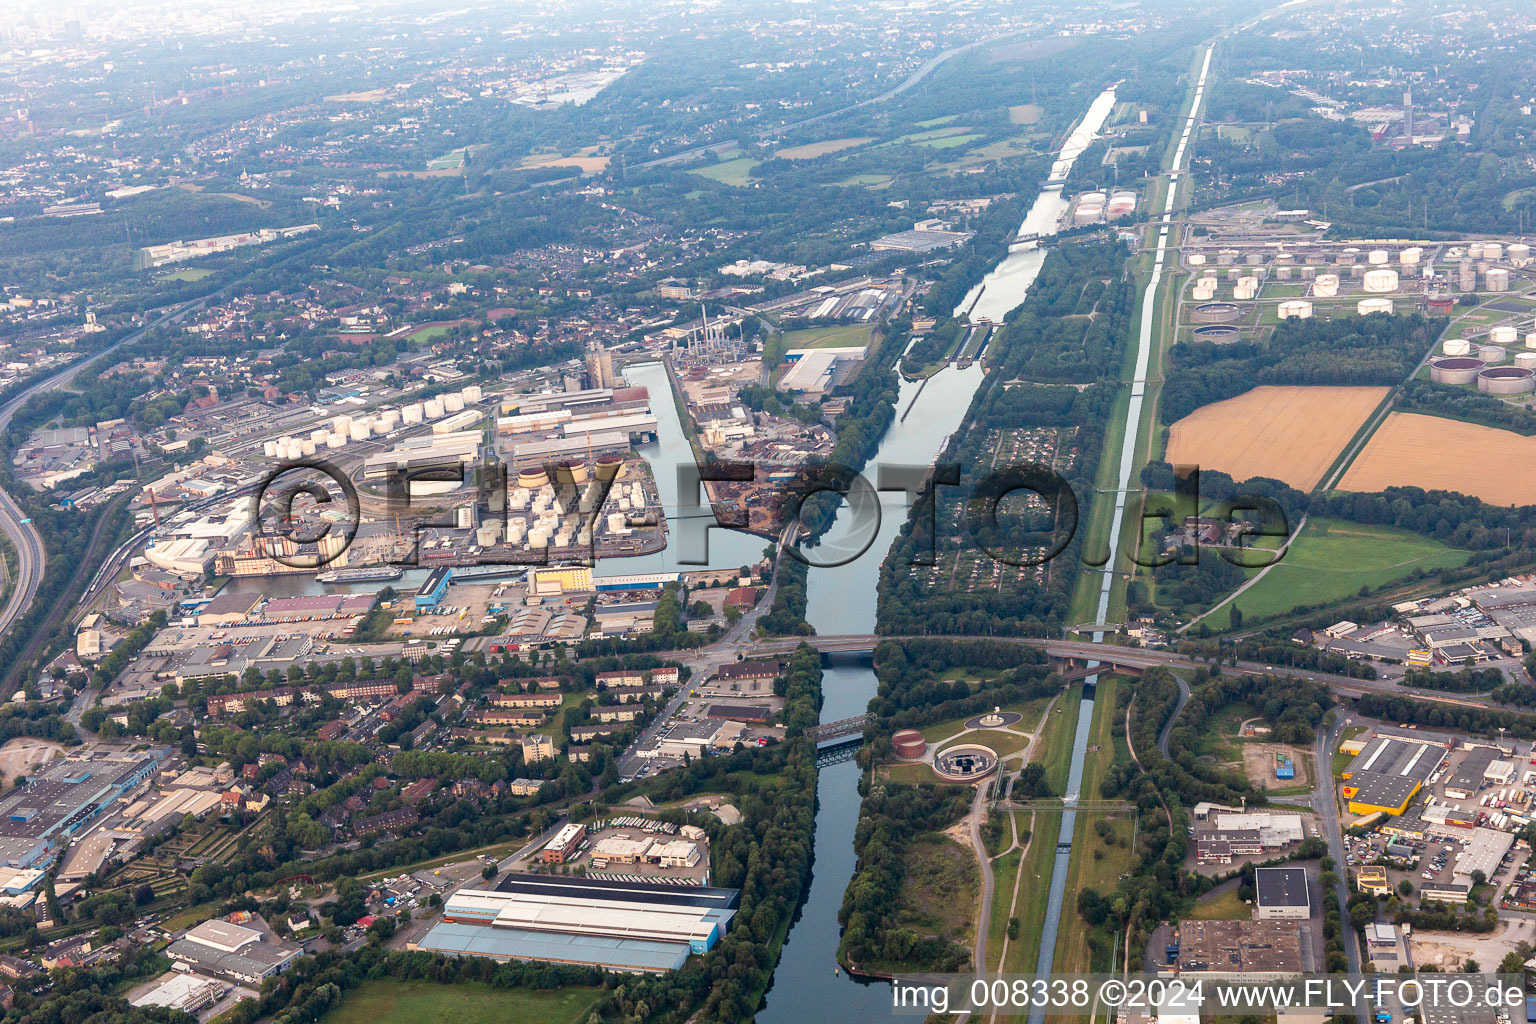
[529,565,593,596]
[1356,866,1391,896]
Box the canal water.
[758,85,1120,1021]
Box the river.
[757,85,1120,1021]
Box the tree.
[133,883,155,906]
[1398,880,1414,897]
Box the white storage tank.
[1278,300,1313,320]
[1368,249,1390,265]
[1399,247,1423,266]
[262,440,278,458]
[424,398,445,419]
[1527,333,1536,349]
[462,385,483,403]
[1187,253,1206,266]
[332,415,352,433]
[349,421,371,441]
[1490,325,1519,345]
[1485,242,1503,261]
[403,403,425,424]
[1362,268,1399,293]
[1198,276,1218,290]
[1189,285,1213,303]
[1469,243,1486,260]
[1486,268,1511,292]
[607,512,628,535]
[1515,352,1536,369]
[1313,274,1340,297]
[1509,243,1531,267]
[310,428,328,442]
[327,432,347,449]
[1444,338,1472,357]
[300,439,317,457]
[1480,344,1507,363]
[444,393,465,413]
[1358,298,1394,315]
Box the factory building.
[1339,735,1440,815]
[0,752,162,868]
[415,567,453,613]
[1254,867,1312,920]
[1452,827,1514,888]
[419,876,739,973]
[166,919,300,984]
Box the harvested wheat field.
[776,137,874,159]
[519,146,610,173]
[1165,385,1388,490]
[1340,412,1536,505]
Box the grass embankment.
[318,980,602,1024]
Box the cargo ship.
[315,566,403,584]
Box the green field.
[781,323,875,350]
[158,267,213,282]
[319,980,601,1024]
[916,133,984,150]
[407,324,455,342]
[1208,518,1469,629]
[837,173,894,187]
[689,157,758,186]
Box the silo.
[1358,298,1394,315]
[424,398,445,419]
[1400,247,1423,266]
[462,385,483,403]
[1278,300,1313,320]
[1508,243,1531,267]
[1443,339,1472,356]
[1368,249,1390,265]
[1490,326,1519,345]
[262,440,278,458]
[1479,344,1507,363]
[1362,269,1399,293]
[506,521,526,546]
[1486,268,1511,292]
[403,403,424,424]
[1187,253,1206,266]
[444,393,465,413]
[349,421,371,441]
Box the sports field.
[319,980,601,1024]
[1340,412,1536,505]
[1208,517,1468,628]
[1165,385,1388,490]
[776,136,872,159]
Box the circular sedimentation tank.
[1193,325,1241,342]
[1192,301,1241,324]
[933,743,999,782]
[892,729,927,760]
[1478,366,1536,395]
[1430,356,1485,385]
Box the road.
[968,777,996,975]
[0,298,212,642]
[635,26,1035,169]
[1315,713,1369,1024]
[1177,514,1308,633]
[1156,672,1191,758]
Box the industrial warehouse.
[0,751,161,869]
[1339,734,1442,815]
[412,874,740,973]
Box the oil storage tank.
[1358,298,1394,315]
[1278,300,1313,320]
[1479,366,1535,395]
[1362,268,1399,293]
[1430,356,1485,384]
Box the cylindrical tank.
[1193,302,1241,323]
[349,421,371,441]
[893,729,927,760]
[1362,269,1399,293]
[607,512,627,534]
[1508,243,1531,267]
[300,439,317,456]
[1468,243,1486,260]
[262,440,278,458]
[1198,276,1218,290]
[332,415,352,433]
[1218,249,1236,266]
[424,398,445,419]
[1459,263,1478,291]
[518,467,549,489]
[1278,300,1313,320]
[1515,352,1536,370]
[1246,253,1265,266]
[1358,297,1394,315]
[1479,366,1535,394]
[1480,344,1507,364]
[1368,249,1390,265]
[1486,268,1511,292]
[1527,333,1536,349]
[1186,252,1206,266]
[1274,252,1294,264]
[1276,266,1292,281]
[1443,338,1472,356]
[555,460,589,486]
[327,433,347,449]
[1337,249,1358,265]
[402,403,424,424]
[1399,247,1423,266]
[1313,274,1339,297]
[1485,242,1503,261]
[1490,326,1519,345]
[1430,356,1485,384]
[310,428,328,442]
[444,393,465,413]
[462,385,483,403]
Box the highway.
[0,298,211,642]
